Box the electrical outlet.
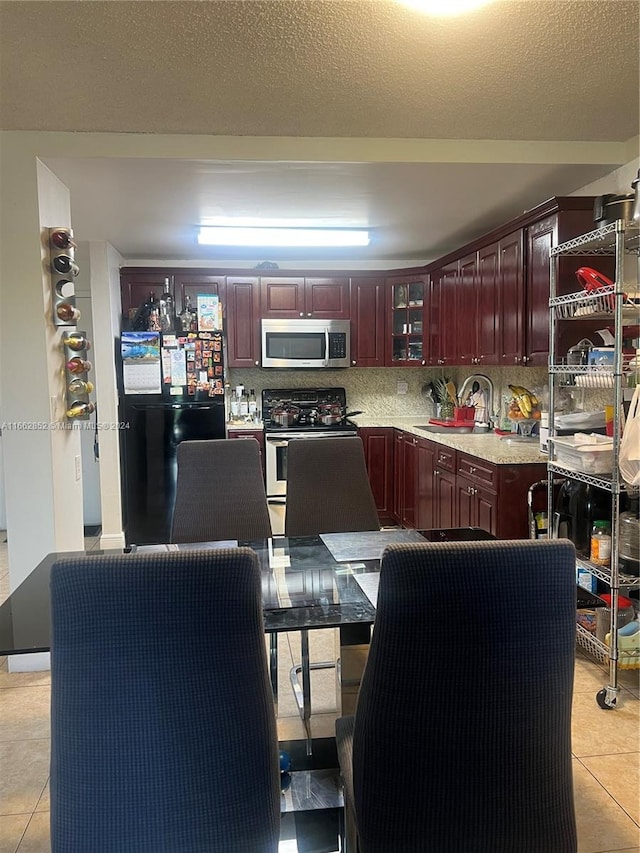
[74,455,81,481]
[396,380,408,395]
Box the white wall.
[570,157,639,197]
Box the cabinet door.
[393,430,404,523]
[499,230,525,365]
[359,427,394,524]
[440,261,459,366]
[456,477,475,529]
[120,270,172,328]
[226,277,260,368]
[260,277,305,318]
[416,438,436,530]
[525,216,556,367]
[475,485,497,536]
[304,277,350,319]
[434,468,457,529]
[402,432,417,529]
[387,275,427,366]
[457,252,477,365]
[350,277,386,367]
[174,273,225,315]
[477,242,500,366]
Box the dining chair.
[170,437,272,543]
[284,436,380,730]
[170,438,279,708]
[335,538,578,853]
[50,548,280,853]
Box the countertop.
[351,416,547,466]
[226,417,547,466]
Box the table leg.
[337,623,371,716]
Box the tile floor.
[0,527,638,853]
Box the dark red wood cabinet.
[225,277,261,368]
[359,427,394,524]
[392,430,418,528]
[260,276,349,319]
[386,274,428,366]
[350,276,386,367]
[429,262,457,367]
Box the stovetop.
[262,387,358,433]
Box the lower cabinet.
[359,427,394,525]
[415,437,546,538]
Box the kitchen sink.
[413,425,474,434]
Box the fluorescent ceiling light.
[197,226,370,248]
[397,0,493,15]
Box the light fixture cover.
[197,226,370,248]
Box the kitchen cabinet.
[428,262,457,367]
[386,274,428,366]
[393,430,417,527]
[120,269,172,329]
[455,454,498,533]
[174,272,225,313]
[498,230,525,365]
[359,427,394,524]
[260,276,349,319]
[350,276,386,367]
[225,276,261,368]
[416,438,457,530]
[456,247,500,367]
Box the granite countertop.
[350,416,547,465]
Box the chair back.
[50,549,280,853]
[284,436,379,537]
[352,538,577,853]
[170,438,272,543]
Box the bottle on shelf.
[66,356,92,375]
[52,255,79,277]
[64,333,91,352]
[50,229,76,250]
[66,401,95,419]
[56,303,81,323]
[590,520,612,567]
[67,378,94,395]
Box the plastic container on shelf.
[595,594,635,642]
[552,435,613,474]
[590,520,612,567]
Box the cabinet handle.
[351,360,357,365]
[254,360,259,366]
[514,355,521,363]
[300,312,304,317]
[434,470,439,477]
[470,466,476,473]
[438,359,445,365]
[421,359,426,366]
[307,313,312,317]
[478,355,484,361]
[522,355,529,364]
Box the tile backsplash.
[227,366,549,421]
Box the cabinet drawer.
[457,453,497,489]
[434,445,456,473]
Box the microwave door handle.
[324,329,329,366]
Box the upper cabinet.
[386,274,428,366]
[428,263,457,367]
[350,276,386,367]
[225,276,261,368]
[174,272,225,311]
[120,270,173,328]
[260,276,349,319]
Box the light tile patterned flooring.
[0,527,638,853]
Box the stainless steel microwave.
[261,318,350,369]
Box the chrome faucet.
[457,374,495,425]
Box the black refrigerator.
[118,330,226,545]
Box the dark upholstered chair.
[170,438,272,543]
[50,548,280,853]
[335,539,578,853]
[284,436,380,539]
[285,436,380,727]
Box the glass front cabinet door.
[386,275,428,365]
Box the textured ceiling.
[1,0,638,140]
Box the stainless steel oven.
[262,387,359,503]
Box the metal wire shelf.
[576,558,640,589]
[549,285,640,320]
[551,221,639,256]
[576,624,608,663]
